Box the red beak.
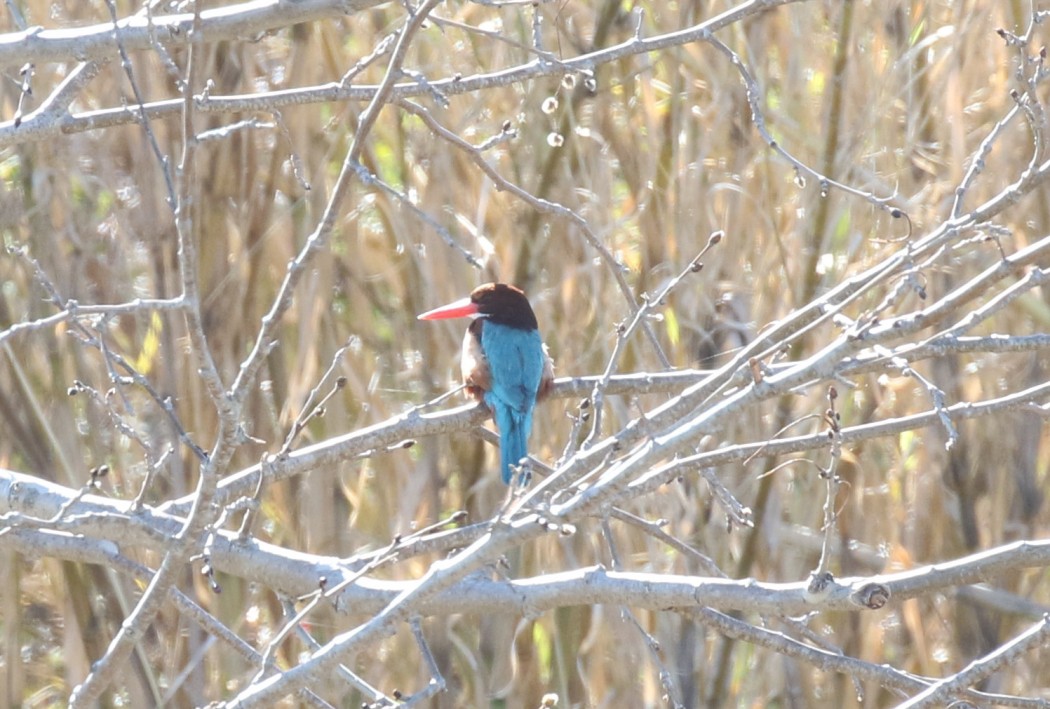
[417,296,480,320]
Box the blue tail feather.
[491,400,529,483]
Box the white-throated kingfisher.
[419,283,554,484]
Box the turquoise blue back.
[479,322,545,483]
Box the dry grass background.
[1,0,1049,707]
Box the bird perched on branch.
[419,283,554,484]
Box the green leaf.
[664,306,680,347]
[532,621,553,683]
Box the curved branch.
[0,0,806,148]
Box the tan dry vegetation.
[1,0,1049,707]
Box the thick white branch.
[0,0,383,68]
